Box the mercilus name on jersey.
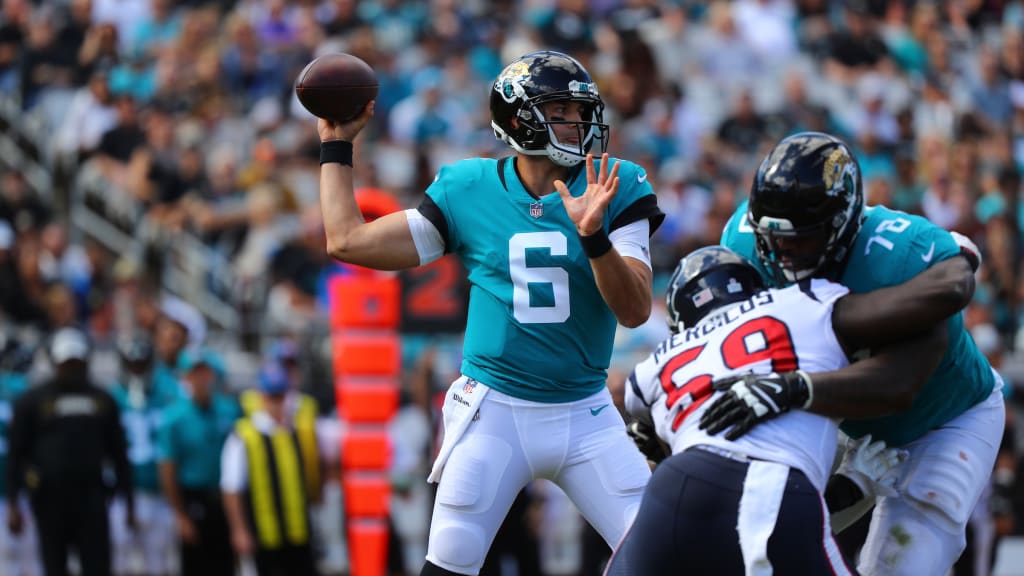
[654,292,775,363]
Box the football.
[295,53,378,122]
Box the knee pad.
[428,522,488,573]
[590,433,651,497]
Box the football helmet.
[490,50,608,167]
[748,132,864,285]
[666,246,766,333]
[118,333,154,373]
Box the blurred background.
[3,0,1024,574]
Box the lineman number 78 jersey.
[626,280,850,491]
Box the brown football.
[295,53,378,122]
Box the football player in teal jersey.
[109,335,176,576]
[708,132,1004,575]
[317,50,664,576]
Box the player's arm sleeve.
[625,354,659,425]
[608,164,665,237]
[405,208,445,265]
[414,166,458,258]
[832,232,973,353]
[609,219,651,270]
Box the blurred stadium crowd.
[4,0,1024,574]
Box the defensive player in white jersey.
[316,51,664,576]
[606,245,961,575]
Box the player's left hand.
[698,370,813,440]
[554,153,619,236]
[836,434,908,498]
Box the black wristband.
[320,140,353,166]
[578,229,612,259]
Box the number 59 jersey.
[419,156,663,404]
[721,202,996,446]
[626,280,850,491]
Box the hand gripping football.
[295,53,378,122]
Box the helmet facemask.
[752,217,834,284]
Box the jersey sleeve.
[856,209,961,285]
[625,348,662,423]
[418,164,459,253]
[606,159,665,236]
[896,219,960,279]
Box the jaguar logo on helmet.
[823,148,857,197]
[496,61,531,103]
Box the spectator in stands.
[0,170,51,234]
[824,0,892,84]
[18,6,76,110]
[0,220,46,329]
[0,0,29,93]
[54,68,118,162]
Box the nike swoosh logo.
[922,242,935,262]
[590,404,609,416]
[637,172,647,183]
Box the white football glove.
[835,434,908,499]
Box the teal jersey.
[153,361,185,403]
[111,377,176,493]
[722,202,996,445]
[157,392,240,490]
[419,157,663,402]
[0,373,29,496]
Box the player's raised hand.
[317,100,375,143]
[554,153,619,236]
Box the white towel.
[737,460,789,576]
[427,376,490,483]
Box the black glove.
[627,420,669,464]
[698,370,813,441]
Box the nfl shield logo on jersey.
[463,378,478,394]
[530,202,543,218]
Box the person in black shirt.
[6,328,134,576]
